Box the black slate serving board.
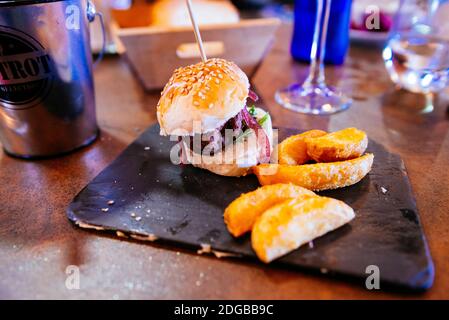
[67,124,434,291]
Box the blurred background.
[91,0,404,54]
[89,0,412,90]
[89,0,449,104]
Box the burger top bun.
[151,0,239,27]
[157,58,250,136]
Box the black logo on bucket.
[0,26,53,110]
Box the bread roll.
[151,0,239,27]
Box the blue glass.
[275,0,352,115]
[291,0,352,65]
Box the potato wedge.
[252,196,355,263]
[305,127,368,162]
[253,153,374,191]
[224,184,316,237]
[277,130,327,165]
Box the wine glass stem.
[304,0,332,89]
[423,92,435,113]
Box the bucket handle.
[87,0,106,68]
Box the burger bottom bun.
[183,107,273,177]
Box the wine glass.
[275,0,352,115]
[382,0,449,113]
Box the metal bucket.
[0,0,105,158]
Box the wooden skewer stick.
[185,0,207,62]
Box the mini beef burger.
[157,58,273,177]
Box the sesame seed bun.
[157,58,250,136]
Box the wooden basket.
[112,18,281,91]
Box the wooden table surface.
[1,25,448,299]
